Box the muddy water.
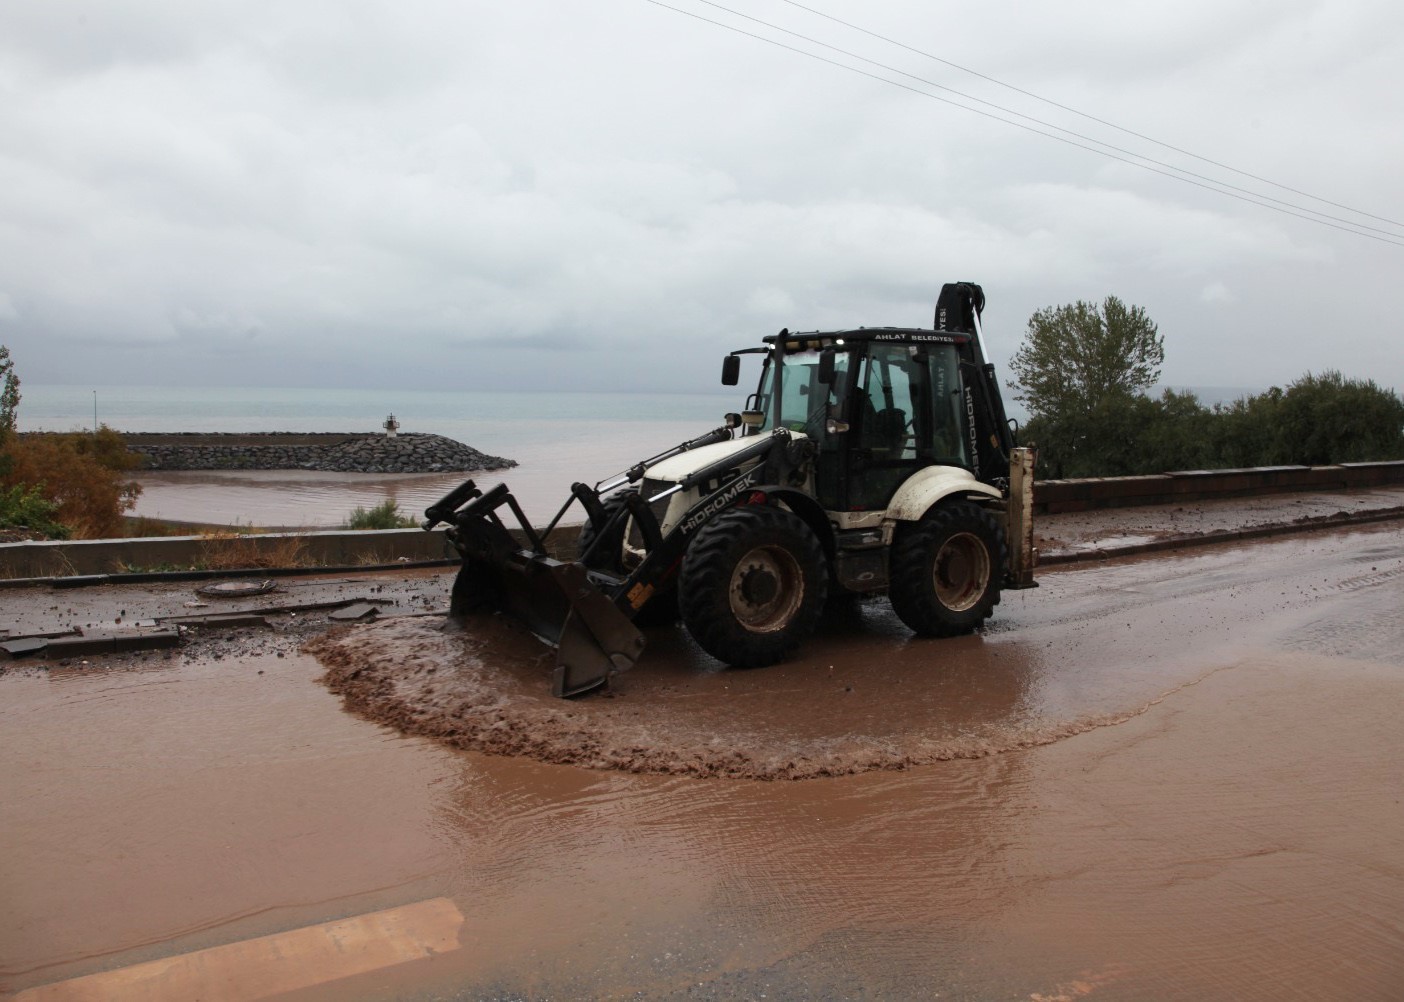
[3,524,1403,999]
[309,524,1404,780]
[130,418,722,527]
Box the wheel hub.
[933,531,991,612]
[739,566,779,606]
[728,545,804,632]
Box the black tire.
[889,502,1006,637]
[679,505,828,667]
[577,490,678,626]
[576,491,634,572]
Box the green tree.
[0,344,18,478]
[1010,296,1165,477]
[0,344,17,439]
[1010,296,1164,419]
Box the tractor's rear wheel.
[679,504,827,667]
[578,490,678,625]
[889,502,1006,637]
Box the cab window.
[754,349,851,442]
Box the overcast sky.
[2,0,1402,398]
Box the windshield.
[752,349,851,440]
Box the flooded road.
[3,524,1403,999]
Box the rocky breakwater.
[124,432,516,474]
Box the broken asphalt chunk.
[162,613,270,629]
[45,629,182,657]
[3,637,50,658]
[328,602,381,622]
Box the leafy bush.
[345,499,418,530]
[0,484,70,539]
[1,346,145,540]
[1263,371,1404,465]
[1023,373,1404,479]
[3,429,143,539]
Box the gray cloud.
[1,0,1402,397]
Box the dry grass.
[197,529,309,570]
[123,516,198,538]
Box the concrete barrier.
[1032,460,1404,513]
[4,460,1403,579]
[0,527,462,580]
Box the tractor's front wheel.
[679,505,827,667]
[577,490,634,571]
[889,502,1006,637]
[578,490,679,625]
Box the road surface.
[2,522,1402,999]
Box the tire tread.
[679,504,827,667]
[889,502,1006,637]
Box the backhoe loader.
[424,282,1036,696]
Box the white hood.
[644,432,804,483]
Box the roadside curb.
[0,558,459,591]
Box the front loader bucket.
[451,550,646,697]
[430,477,646,697]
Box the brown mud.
[3,522,1403,999]
[308,518,1404,782]
[1034,483,1404,556]
[309,611,1225,781]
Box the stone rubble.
[128,432,516,474]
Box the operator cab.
[727,330,987,512]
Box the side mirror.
[817,350,835,385]
[721,355,741,386]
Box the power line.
[775,0,1404,231]
[638,0,1404,247]
[684,0,1404,241]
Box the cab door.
[846,344,922,511]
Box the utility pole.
[93,390,98,435]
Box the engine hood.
[644,432,799,483]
